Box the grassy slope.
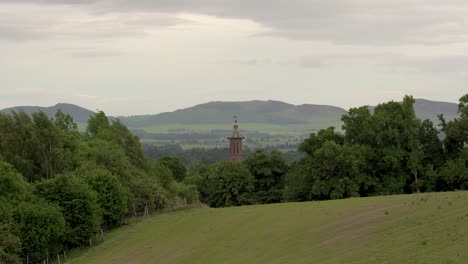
[70,192,468,264]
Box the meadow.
[69,191,468,264]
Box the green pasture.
[70,191,468,264]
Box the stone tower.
[227,117,245,162]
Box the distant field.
[132,122,343,135]
[69,192,468,264]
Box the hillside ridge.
[1,99,459,128]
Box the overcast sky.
[1,0,467,115]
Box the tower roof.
[228,118,244,139]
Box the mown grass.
[69,192,468,264]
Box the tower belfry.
[227,116,245,162]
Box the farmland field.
[69,191,468,264]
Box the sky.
[0,0,467,116]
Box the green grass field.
[69,192,468,264]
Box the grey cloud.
[2,0,468,46]
[0,10,186,41]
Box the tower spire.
[227,116,245,162]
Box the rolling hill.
[68,191,468,264]
[120,99,459,129]
[1,98,460,133]
[120,101,347,127]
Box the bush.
[34,174,101,247]
[0,161,28,201]
[169,181,199,204]
[78,168,128,227]
[0,224,21,264]
[13,201,66,263]
[199,161,255,208]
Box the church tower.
[228,117,245,162]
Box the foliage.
[0,224,21,264]
[13,201,66,263]
[285,94,468,201]
[34,174,101,247]
[127,169,169,213]
[168,181,199,204]
[0,161,28,201]
[158,156,187,182]
[197,161,255,207]
[244,149,288,203]
[78,167,129,227]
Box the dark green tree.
[198,161,254,207]
[34,174,101,247]
[244,150,288,203]
[0,224,21,264]
[0,161,28,201]
[111,120,147,170]
[14,201,66,263]
[79,168,128,227]
[158,156,187,182]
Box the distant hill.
[121,99,459,128]
[0,103,95,123]
[413,98,459,122]
[120,100,347,127]
[1,99,459,130]
[368,98,459,124]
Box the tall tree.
[244,150,288,203]
[34,175,101,247]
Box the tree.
[78,139,132,183]
[32,112,66,179]
[54,110,78,132]
[158,156,187,182]
[0,224,21,264]
[111,120,147,170]
[438,149,468,191]
[441,94,468,158]
[34,174,101,247]
[244,150,288,203]
[13,201,66,263]
[299,127,344,156]
[0,112,39,181]
[198,161,254,207]
[87,111,111,138]
[127,169,169,213]
[79,168,128,227]
[149,159,174,189]
[282,158,314,202]
[0,161,28,201]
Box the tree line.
[185,94,467,206]
[0,110,197,263]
